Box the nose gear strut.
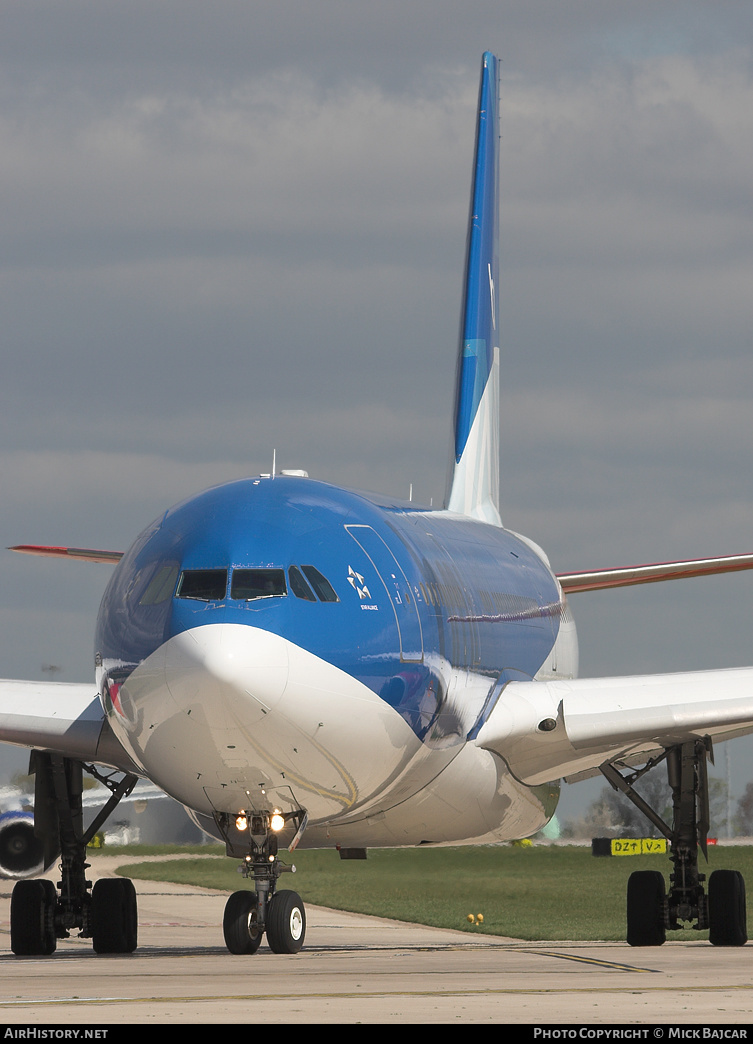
[216,808,308,955]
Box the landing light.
[270,812,285,832]
[235,815,248,831]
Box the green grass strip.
[99,843,753,942]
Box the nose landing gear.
[217,808,307,955]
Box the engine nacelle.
[0,811,52,880]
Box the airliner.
[0,781,170,880]
[2,52,753,956]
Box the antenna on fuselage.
[272,448,276,478]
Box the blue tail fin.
[445,52,501,526]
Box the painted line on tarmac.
[2,984,753,1009]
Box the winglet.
[445,52,501,526]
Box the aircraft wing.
[557,552,753,593]
[12,545,753,587]
[0,779,168,811]
[12,545,753,590]
[475,668,753,785]
[9,545,123,564]
[0,680,139,774]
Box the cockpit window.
[301,565,339,602]
[139,563,179,606]
[176,569,228,601]
[288,565,316,601]
[231,568,287,600]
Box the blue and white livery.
[2,53,753,955]
[447,52,501,526]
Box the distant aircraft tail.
[445,52,501,527]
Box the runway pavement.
[0,857,751,1025]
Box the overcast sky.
[1,2,752,819]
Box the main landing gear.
[601,738,747,947]
[216,809,307,955]
[10,753,140,956]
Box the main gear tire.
[10,879,57,956]
[627,870,666,947]
[91,877,138,954]
[708,869,747,947]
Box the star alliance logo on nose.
[347,566,371,600]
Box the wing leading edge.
[475,668,753,785]
[0,680,138,773]
[557,553,753,593]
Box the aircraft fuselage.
[95,475,576,847]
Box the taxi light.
[270,813,285,832]
[235,815,248,831]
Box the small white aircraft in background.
[2,52,753,957]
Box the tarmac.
[0,856,751,1026]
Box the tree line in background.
[560,777,753,839]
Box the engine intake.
[0,812,50,879]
